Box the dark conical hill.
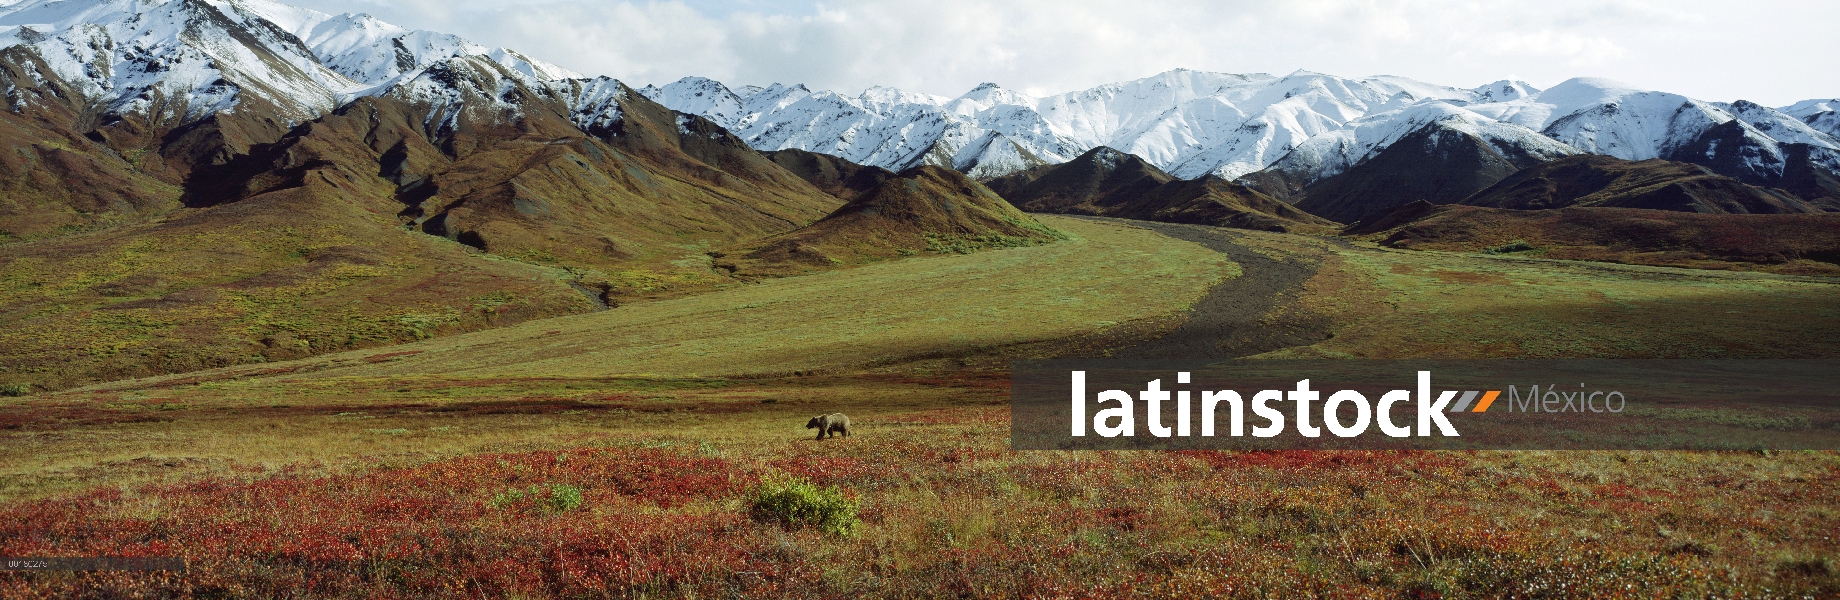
[717,166,1066,277]
[1294,125,1544,224]
[985,146,1337,233]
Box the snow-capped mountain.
[649,71,1840,188]
[1,0,1835,197]
[0,0,352,121]
[642,70,1521,181]
[1260,100,1579,188]
[1783,99,1840,139]
[0,0,576,123]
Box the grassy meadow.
[3,216,1839,597]
[70,217,1232,385]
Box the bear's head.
[806,416,824,429]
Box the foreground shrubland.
[2,378,1835,598]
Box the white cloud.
[286,0,1838,106]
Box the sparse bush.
[1005,217,1071,241]
[395,313,456,339]
[546,484,584,512]
[748,478,859,536]
[490,483,585,513]
[0,383,30,397]
[1485,239,1536,254]
[923,232,1056,254]
[1776,555,1833,577]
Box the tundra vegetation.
[2,217,1837,597]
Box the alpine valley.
[7,2,1840,597]
[2,0,1839,391]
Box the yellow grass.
[1229,231,1840,359]
[83,216,1234,385]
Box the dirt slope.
[1353,202,1840,275]
[762,148,895,200]
[1463,154,1818,214]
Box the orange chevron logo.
[1449,390,1502,413]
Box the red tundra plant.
[0,447,836,598]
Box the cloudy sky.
[286,0,1837,106]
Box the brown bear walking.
[807,413,851,440]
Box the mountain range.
[643,74,1840,197]
[5,0,1837,223]
[2,0,1839,390]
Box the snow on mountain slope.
[724,86,956,170]
[1263,101,1578,187]
[1203,76,1829,186]
[649,69,1552,180]
[1784,99,1840,118]
[375,54,642,142]
[231,1,577,94]
[962,96,1085,163]
[0,0,354,121]
[638,77,745,129]
[1472,80,1536,103]
[380,54,539,133]
[1038,70,1487,178]
[858,85,947,112]
[1716,100,1840,150]
[952,131,1048,180]
[560,76,628,137]
[205,0,578,87]
[1460,77,1740,162]
[946,82,1036,117]
[3,0,1834,190]
[1782,99,1840,139]
[0,0,576,124]
[1032,69,1273,151]
[1541,90,1724,159]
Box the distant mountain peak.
[5,0,1833,190]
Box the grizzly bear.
[806,413,851,440]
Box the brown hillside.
[185,57,842,296]
[0,165,597,391]
[985,146,1337,233]
[717,166,1066,277]
[1354,202,1840,275]
[0,55,848,390]
[0,47,293,190]
[763,148,896,200]
[1463,154,1818,214]
[0,48,184,241]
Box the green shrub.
[546,484,584,512]
[1004,217,1071,241]
[1485,239,1536,254]
[490,483,584,513]
[0,383,30,397]
[923,232,1056,255]
[748,478,860,536]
